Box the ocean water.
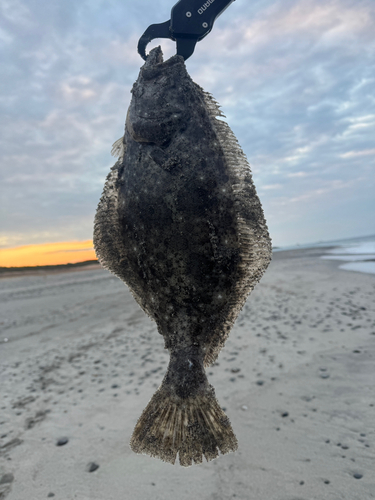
[275,234,375,275]
[321,237,375,275]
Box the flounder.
[94,47,271,466]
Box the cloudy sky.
[1,0,374,254]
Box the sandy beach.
[0,247,374,500]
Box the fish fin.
[130,379,237,467]
[94,163,121,270]
[197,87,272,367]
[111,137,126,160]
[93,162,149,314]
[203,337,228,368]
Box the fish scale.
[94,47,271,466]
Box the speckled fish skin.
[94,47,272,466]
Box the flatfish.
[94,47,271,466]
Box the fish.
[93,46,272,466]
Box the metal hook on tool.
[137,0,236,61]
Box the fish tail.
[130,347,238,466]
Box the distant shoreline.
[1,232,374,278]
[0,260,101,278]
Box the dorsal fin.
[198,87,272,365]
[111,137,126,160]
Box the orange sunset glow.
[0,240,97,268]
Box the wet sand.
[0,247,374,499]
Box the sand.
[0,247,374,500]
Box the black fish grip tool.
[138,0,236,61]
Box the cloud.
[1,0,374,248]
[261,184,283,190]
[340,148,375,159]
[287,171,309,178]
